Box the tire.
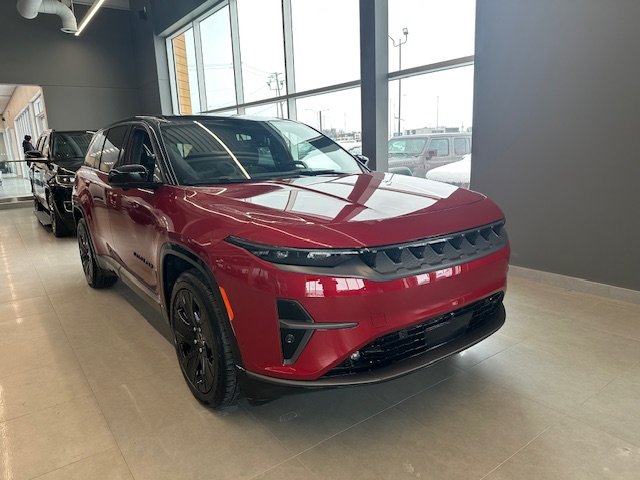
[170,269,239,408]
[76,217,117,289]
[48,191,69,237]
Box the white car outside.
[425,154,471,189]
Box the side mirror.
[354,154,369,167]
[426,149,438,158]
[108,164,157,190]
[26,150,47,159]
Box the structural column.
[359,0,388,171]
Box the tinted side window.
[100,126,129,173]
[40,133,51,158]
[429,138,450,156]
[85,131,106,169]
[35,135,46,152]
[454,137,470,155]
[126,128,162,182]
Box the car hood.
[426,156,471,183]
[180,172,504,248]
[55,158,84,173]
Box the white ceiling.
[0,85,17,115]
[74,0,130,10]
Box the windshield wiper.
[185,178,253,186]
[296,169,342,176]
[271,169,343,178]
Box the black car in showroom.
[29,129,93,236]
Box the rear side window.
[429,138,450,156]
[36,135,46,152]
[454,137,470,155]
[99,126,129,173]
[85,131,106,169]
[40,133,51,158]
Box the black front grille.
[359,221,507,276]
[323,292,504,378]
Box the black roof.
[103,114,286,131]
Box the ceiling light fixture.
[74,0,106,36]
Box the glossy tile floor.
[1,206,640,480]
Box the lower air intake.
[323,292,504,377]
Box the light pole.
[389,27,408,136]
[267,72,285,117]
[305,108,329,133]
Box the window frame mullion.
[229,0,245,114]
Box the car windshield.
[160,118,363,185]
[52,131,93,163]
[388,138,427,155]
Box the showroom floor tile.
[0,207,639,480]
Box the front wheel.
[48,191,68,237]
[76,217,117,289]
[170,269,239,408]
[33,194,43,212]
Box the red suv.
[73,116,509,408]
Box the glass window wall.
[290,0,360,92]
[388,0,475,72]
[200,5,236,110]
[237,0,286,103]
[166,0,476,183]
[296,88,361,143]
[171,28,200,114]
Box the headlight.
[55,174,74,185]
[226,237,360,267]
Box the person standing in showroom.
[22,134,35,153]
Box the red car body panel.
[76,166,509,384]
[215,246,508,380]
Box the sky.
[180,0,476,137]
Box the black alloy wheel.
[174,288,217,395]
[34,194,43,211]
[76,218,116,289]
[48,191,65,237]
[171,269,239,408]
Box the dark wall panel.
[472,0,640,290]
[130,0,171,114]
[0,2,140,130]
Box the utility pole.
[305,108,329,133]
[267,72,285,117]
[436,95,439,129]
[389,28,408,136]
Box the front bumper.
[245,299,505,388]
[214,241,510,383]
[50,186,75,229]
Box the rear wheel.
[170,269,239,408]
[76,217,117,289]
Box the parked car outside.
[73,115,509,407]
[347,143,362,155]
[337,141,414,176]
[388,132,471,177]
[426,154,472,189]
[29,129,93,236]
